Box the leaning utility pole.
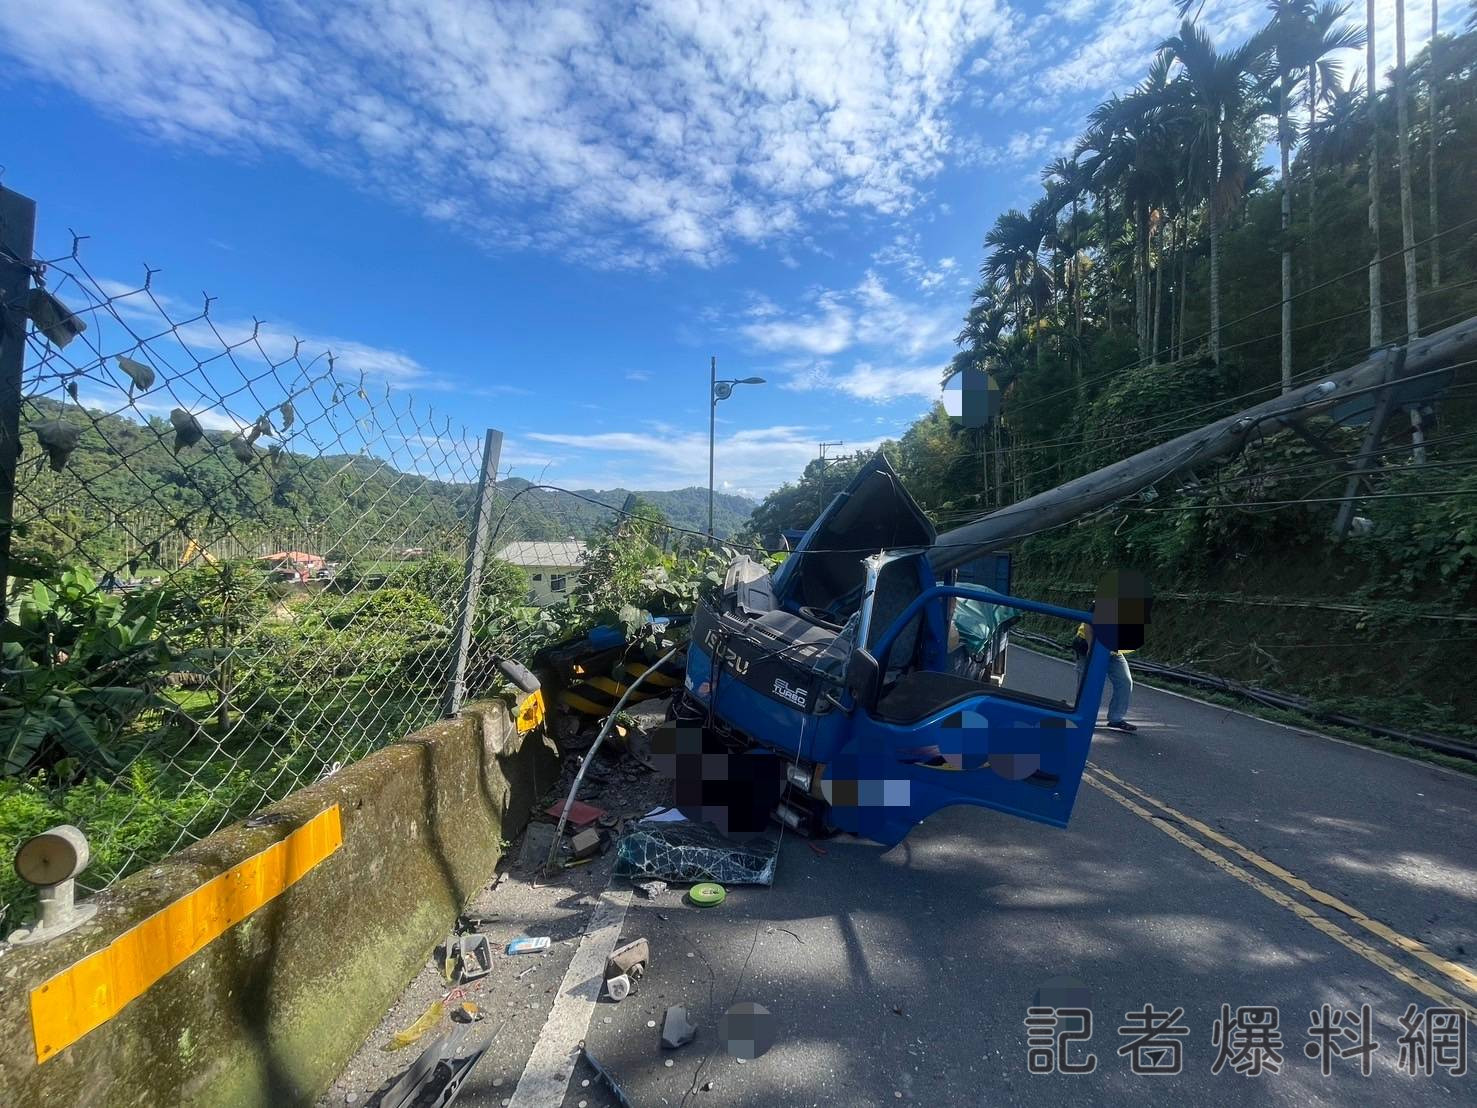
[1331,350,1402,538]
[930,313,1477,568]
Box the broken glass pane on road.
[612,819,779,886]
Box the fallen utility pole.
[931,313,1477,570]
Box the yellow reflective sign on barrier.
[30,804,343,1063]
[516,689,545,733]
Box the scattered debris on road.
[506,935,552,955]
[518,822,559,869]
[568,827,608,860]
[764,925,804,944]
[321,698,678,1106]
[456,933,492,982]
[382,998,444,1051]
[455,910,498,931]
[634,879,667,899]
[450,1002,483,1024]
[546,798,606,829]
[613,819,779,885]
[687,881,726,907]
[604,973,632,1001]
[660,1005,698,1050]
[605,937,650,982]
[380,1024,488,1108]
[582,1046,635,1108]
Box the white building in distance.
[495,539,587,605]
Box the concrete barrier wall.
[0,700,558,1107]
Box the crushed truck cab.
[676,453,1112,847]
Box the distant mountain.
[494,478,752,540]
[576,486,755,537]
[14,398,756,573]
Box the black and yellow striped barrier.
[556,650,686,720]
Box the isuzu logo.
[703,629,750,675]
[772,678,808,708]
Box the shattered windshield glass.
[613,820,780,886]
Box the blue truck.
[671,453,1112,847]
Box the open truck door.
[823,586,1110,847]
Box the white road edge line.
[507,885,631,1108]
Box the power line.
[922,445,1477,524]
[997,317,1477,494]
[1016,581,1477,623]
[1005,215,1477,414]
[1131,487,1477,512]
[1001,294,1477,472]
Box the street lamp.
[709,355,766,537]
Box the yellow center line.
[1082,773,1477,1025]
[1088,761,1477,1000]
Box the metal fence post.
[443,428,503,717]
[0,187,38,624]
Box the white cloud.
[965,0,1278,118]
[72,276,448,391]
[524,423,844,492]
[30,273,504,476]
[872,234,960,292]
[786,361,946,403]
[987,0,1435,119]
[964,126,1065,168]
[72,387,250,434]
[741,295,855,356]
[1,0,1014,267]
[741,271,955,363]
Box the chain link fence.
[0,193,754,928]
[0,222,486,922]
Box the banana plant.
[2,568,171,776]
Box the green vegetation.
[4,386,754,927]
[746,11,1477,741]
[0,502,757,925]
[1016,630,1476,776]
[0,554,463,926]
[2,567,170,777]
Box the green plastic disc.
[689,882,726,907]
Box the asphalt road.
[560,650,1477,1106]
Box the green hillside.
[15,397,755,574]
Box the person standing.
[1073,605,1136,732]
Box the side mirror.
[845,648,881,711]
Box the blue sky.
[3,0,1425,495]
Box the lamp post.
[708,355,766,537]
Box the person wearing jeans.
[1073,613,1137,733]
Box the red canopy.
[259,551,325,568]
